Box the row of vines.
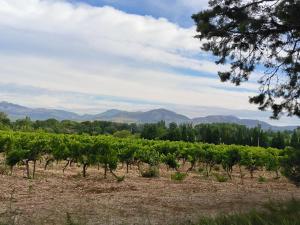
[0,131,289,182]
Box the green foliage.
[93,139,119,178]
[192,0,300,118]
[265,147,281,178]
[290,130,300,149]
[136,146,160,167]
[118,144,136,172]
[1,112,299,150]
[213,173,228,183]
[0,112,11,130]
[165,122,181,141]
[0,130,294,183]
[281,147,300,186]
[171,172,187,181]
[196,199,300,225]
[221,145,241,178]
[141,166,159,178]
[258,176,267,183]
[141,121,166,140]
[115,175,125,182]
[240,147,266,178]
[271,132,285,149]
[14,117,33,131]
[0,134,14,153]
[113,130,132,138]
[5,149,26,168]
[161,153,179,170]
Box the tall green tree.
[271,132,286,149]
[166,122,181,141]
[290,130,300,148]
[193,0,300,118]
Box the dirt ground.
[0,161,299,225]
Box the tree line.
[0,112,299,149]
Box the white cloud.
[178,0,208,9]
[0,0,286,124]
[0,54,257,109]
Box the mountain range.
[0,101,298,131]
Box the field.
[0,160,299,225]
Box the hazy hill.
[192,115,296,131]
[0,101,297,131]
[0,101,79,121]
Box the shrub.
[213,173,228,182]
[281,147,300,186]
[161,153,179,170]
[258,176,267,183]
[116,176,125,182]
[113,130,132,138]
[171,172,187,181]
[141,166,159,178]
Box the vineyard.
[0,130,300,225]
[0,130,285,181]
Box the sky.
[0,0,299,126]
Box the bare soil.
[0,161,299,225]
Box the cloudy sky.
[0,0,299,126]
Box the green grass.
[171,172,187,181]
[213,173,228,182]
[258,175,267,183]
[195,199,300,225]
[141,166,159,178]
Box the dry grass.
[0,160,299,225]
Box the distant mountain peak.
[0,101,28,108]
[203,115,239,119]
[0,101,297,131]
[148,108,175,113]
[0,101,79,121]
[100,109,127,115]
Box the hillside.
[0,101,297,131]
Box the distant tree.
[14,117,33,131]
[113,130,132,138]
[0,112,11,128]
[141,124,156,140]
[193,0,300,118]
[129,123,139,133]
[250,125,268,147]
[272,132,286,149]
[79,121,102,135]
[186,124,196,142]
[34,119,61,133]
[167,122,181,141]
[60,120,78,134]
[141,122,166,140]
[290,130,300,148]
